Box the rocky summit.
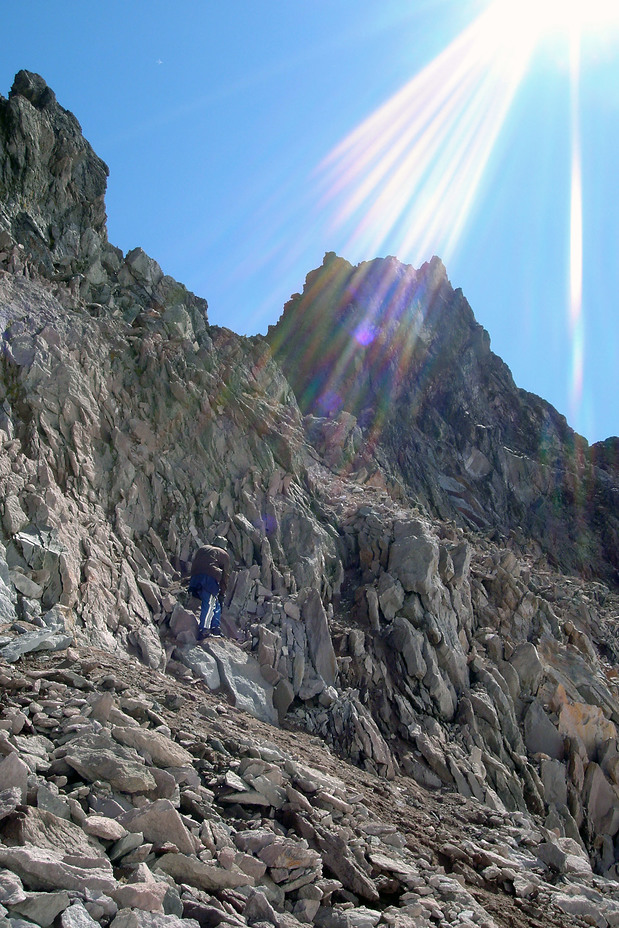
[0,69,618,928]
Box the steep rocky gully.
[0,70,618,928]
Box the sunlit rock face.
[268,251,619,587]
[0,70,109,277]
[3,71,619,921]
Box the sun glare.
[316,0,619,431]
[490,0,619,34]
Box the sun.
[488,0,619,39]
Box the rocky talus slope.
[0,69,618,928]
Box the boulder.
[111,726,194,768]
[118,799,197,855]
[156,852,252,891]
[388,522,439,596]
[0,806,104,856]
[204,639,278,726]
[0,845,116,893]
[301,589,338,687]
[387,618,426,680]
[523,700,565,760]
[63,733,156,793]
[508,642,544,695]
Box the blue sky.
[3,1,618,444]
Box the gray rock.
[60,902,101,928]
[108,831,146,863]
[111,726,194,768]
[0,868,26,905]
[180,645,221,691]
[110,882,169,914]
[109,911,201,928]
[203,639,277,726]
[314,906,381,928]
[244,888,280,927]
[0,629,73,662]
[523,700,565,760]
[0,846,116,893]
[583,763,619,836]
[0,806,104,857]
[273,678,295,722]
[118,799,196,855]
[0,787,23,821]
[9,890,70,927]
[63,733,156,793]
[0,755,29,804]
[388,522,439,596]
[509,642,544,695]
[388,617,427,679]
[156,852,252,891]
[301,589,338,687]
[36,784,71,820]
[540,758,568,806]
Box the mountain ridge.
[268,250,618,588]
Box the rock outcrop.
[0,70,619,927]
[267,252,619,587]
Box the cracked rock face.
[0,70,619,928]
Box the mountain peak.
[9,69,58,109]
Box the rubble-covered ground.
[1,643,619,928]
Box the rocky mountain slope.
[266,253,619,587]
[0,69,619,928]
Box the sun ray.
[569,25,585,420]
[317,2,543,271]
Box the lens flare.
[569,31,584,421]
[316,0,618,438]
[318,2,542,270]
[492,0,619,34]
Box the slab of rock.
[258,838,321,871]
[110,882,168,914]
[368,851,419,885]
[0,845,116,893]
[109,910,200,928]
[387,618,426,679]
[523,700,565,760]
[109,831,145,863]
[301,588,338,687]
[82,815,128,842]
[63,733,157,793]
[508,642,544,695]
[60,901,102,928]
[36,784,71,820]
[0,806,104,856]
[0,867,27,905]
[156,852,253,891]
[0,629,73,662]
[315,905,381,928]
[388,521,438,596]
[583,763,619,837]
[180,645,221,691]
[0,786,23,820]
[558,701,617,761]
[111,726,194,768]
[0,754,29,803]
[288,814,379,902]
[205,639,278,726]
[9,889,70,927]
[118,799,196,855]
[273,678,295,722]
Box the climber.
[189,536,231,639]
